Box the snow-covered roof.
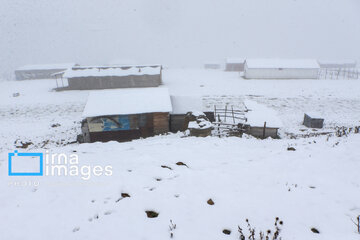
[171,95,204,114]
[72,64,162,70]
[63,66,161,78]
[82,87,172,118]
[245,59,320,69]
[226,58,245,64]
[244,100,282,128]
[16,63,76,71]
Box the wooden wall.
[153,112,170,135]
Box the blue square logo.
[8,150,43,176]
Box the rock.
[311,228,320,234]
[222,229,231,235]
[161,165,172,170]
[121,193,130,198]
[176,162,189,167]
[207,198,215,205]
[145,210,159,218]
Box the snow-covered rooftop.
[63,66,161,78]
[245,59,320,69]
[16,63,76,71]
[171,95,204,114]
[82,87,172,118]
[244,100,282,128]
[226,58,245,63]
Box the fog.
[1,0,359,79]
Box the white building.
[244,59,320,79]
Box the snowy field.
[0,69,360,240]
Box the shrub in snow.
[238,218,283,240]
[351,215,360,234]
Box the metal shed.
[244,59,320,79]
[60,65,162,90]
[225,58,245,72]
[80,88,172,143]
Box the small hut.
[15,63,77,80]
[303,113,324,128]
[204,63,221,70]
[225,58,245,72]
[80,88,172,143]
[60,65,162,90]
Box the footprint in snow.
[104,210,114,215]
[72,227,80,232]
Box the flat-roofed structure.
[80,87,172,143]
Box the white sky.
[1,0,360,79]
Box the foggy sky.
[1,0,360,80]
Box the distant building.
[15,63,77,80]
[225,58,245,72]
[244,59,320,79]
[318,60,357,69]
[204,63,221,70]
[80,88,172,143]
[60,65,162,90]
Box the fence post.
[224,105,227,122]
[263,121,267,139]
[231,106,235,124]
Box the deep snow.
[0,68,360,240]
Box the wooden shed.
[15,63,76,80]
[244,59,320,79]
[60,65,162,90]
[80,88,172,143]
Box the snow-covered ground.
[0,69,360,240]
